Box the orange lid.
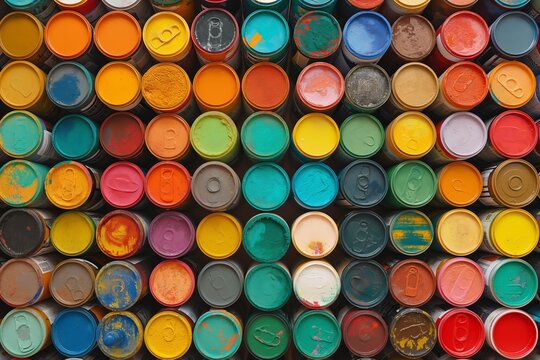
[145,161,191,209]
[193,62,240,110]
[437,161,482,207]
[142,63,191,112]
[94,11,141,60]
[145,114,190,161]
[488,61,536,108]
[45,11,92,59]
[149,260,195,307]
[242,62,289,111]
[441,62,488,109]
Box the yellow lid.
[388,112,436,158]
[96,62,141,108]
[0,12,43,60]
[488,61,536,109]
[394,0,430,10]
[292,113,339,159]
[0,61,45,110]
[196,213,242,259]
[143,12,190,59]
[51,212,95,256]
[392,62,439,110]
[144,311,192,360]
[491,209,539,258]
[142,63,191,112]
[45,161,93,209]
[436,209,483,256]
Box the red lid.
[441,62,488,109]
[536,120,540,154]
[296,62,344,112]
[100,112,146,159]
[145,161,191,209]
[389,259,436,307]
[348,0,384,9]
[491,310,538,359]
[489,110,538,158]
[101,162,145,209]
[438,308,485,358]
[436,257,484,307]
[440,11,489,60]
[341,309,388,357]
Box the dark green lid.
[243,213,291,262]
[340,211,388,258]
[339,159,388,207]
[244,263,292,311]
[293,11,342,59]
[245,312,291,359]
[242,162,290,211]
[341,260,388,308]
[293,310,341,359]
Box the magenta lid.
[149,212,195,258]
[101,162,145,208]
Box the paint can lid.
[491,258,538,307]
[241,112,289,160]
[293,113,340,160]
[50,212,96,256]
[95,261,144,311]
[436,257,484,307]
[100,112,146,159]
[489,110,538,158]
[391,15,435,61]
[52,308,99,357]
[192,8,238,55]
[142,63,191,112]
[291,212,338,259]
[292,163,338,210]
[392,63,438,110]
[341,260,388,308]
[0,110,44,158]
[439,11,489,59]
[191,161,240,211]
[437,161,482,207]
[242,163,290,211]
[491,12,538,58]
[438,112,487,159]
[94,11,141,60]
[196,213,242,259]
[388,259,435,306]
[343,11,391,60]
[437,308,484,358]
[0,258,46,307]
[197,261,244,308]
[390,308,436,358]
[339,114,384,158]
[340,211,387,258]
[339,159,388,207]
[45,161,93,209]
[143,12,190,59]
[150,260,194,307]
[50,259,97,306]
[0,307,47,357]
[193,310,242,360]
[144,311,192,360]
[245,313,290,359]
[242,63,289,111]
[388,210,433,255]
[293,310,341,358]
[0,160,47,207]
[101,162,145,209]
[53,114,100,161]
[490,309,538,358]
[243,213,290,262]
[0,61,45,110]
[387,161,437,208]
[96,211,145,259]
[435,209,483,256]
[242,10,289,57]
[145,161,191,209]
[441,62,488,109]
[46,62,94,110]
[149,212,195,258]
[245,263,292,311]
[341,309,387,357]
[145,114,190,161]
[45,11,92,59]
[488,61,536,108]
[190,112,238,161]
[294,11,341,59]
[296,62,344,111]
[0,208,46,258]
[0,12,43,60]
[491,159,540,208]
[193,63,240,110]
[388,112,436,159]
[96,62,141,109]
[293,261,340,309]
[97,311,144,359]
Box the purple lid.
[149,212,195,258]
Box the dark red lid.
[341,309,387,357]
[491,310,538,359]
[437,308,485,358]
[100,112,146,159]
[489,110,538,158]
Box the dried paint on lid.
[0,258,47,307]
[242,10,289,56]
[341,260,388,308]
[292,212,338,259]
[243,213,290,262]
[490,159,540,208]
[437,161,482,207]
[436,257,484,307]
[292,163,338,210]
[341,310,387,357]
[45,11,92,59]
[343,12,392,60]
[441,62,488,109]
[438,112,487,159]
[439,11,489,59]
[345,64,390,111]
[490,259,538,307]
[340,211,388,258]
[0,160,48,207]
[0,208,47,258]
[145,161,191,209]
[0,12,43,60]
[340,114,385,158]
[293,261,340,309]
[388,210,433,255]
[242,163,290,211]
[437,308,484,358]
[193,310,242,360]
[144,311,192,360]
[196,213,242,259]
[390,308,436,358]
[294,11,341,59]
[242,62,289,110]
[94,11,142,59]
[46,62,94,110]
[240,112,289,161]
[45,161,93,209]
[392,63,438,110]
[488,61,536,108]
[245,313,290,359]
[96,62,141,108]
[100,113,146,159]
[142,63,191,112]
[50,259,96,306]
[244,263,292,311]
[97,311,144,359]
[190,112,238,160]
[197,261,243,308]
[191,162,240,211]
[150,260,194,307]
[389,259,435,306]
[297,62,344,111]
[0,61,46,110]
[145,114,190,161]
[489,111,538,158]
[95,261,145,310]
[391,15,435,61]
[435,209,483,256]
[101,162,145,209]
[96,211,145,259]
[293,310,341,359]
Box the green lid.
[0,307,47,357]
[340,211,388,258]
[389,210,433,255]
[242,162,290,211]
[293,310,341,359]
[245,312,291,359]
[385,161,437,208]
[0,110,44,158]
[243,213,291,262]
[341,260,388,308]
[241,112,290,162]
[339,114,384,159]
[245,263,292,311]
[492,259,538,308]
[52,114,99,160]
[190,112,239,163]
[194,311,242,360]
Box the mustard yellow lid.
[45,161,93,209]
[0,12,43,60]
[144,311,192,360]
[436,209,483,256]
[0,61,45,110]
[392,62,438,110]
[196,213,242,259]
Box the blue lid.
[292,163,338,210]
[52,114,99,160]
[242,163,290,211]
[339,160,388,207]
[492,12,539,58]
[46,62,94,110]
[242,10,290,56]
[4,0,40,9]
[343,11,392,60]
[52,308,99,357]
[495,0,530,9]
[95,261,143,311]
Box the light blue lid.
[242,10,290,56]
[4,0,41,9]
[343,11,392,60]
[292,163,338,210]
[242,162,290,211]
[52,308,99,357]
[492,12,539,57]
[46,62,94,110]
[52,114,99,160]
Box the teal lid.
[194,311,242,360]
[0,159,49,207]
[241,112,290,162]
[46,62,94,110]
[492,259,538,308]
[340,211,388,258]
[0,110,44,158]
[341,260,388,308]
[52,114,99,160]
[242,10,290,56]
[245,312,291,359]
[292,163,338,210]
[389,210,433,255]
[244,263,292,311]
[0,307,48,357]
[491,12,538,58]
[340,114,384,158]
[243,213,291,262]
[242,162,290,211]
[294,11,342,59]
[495,0,530,9]
[300,0,334,7]
[339,160,388,207]
[386,161,437,208]
[97,312,143,359]
[4,0,40,9]
[293,310,341,359]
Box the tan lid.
[50,259,97,307]
[0,258,44,306]
[490,159,540,208]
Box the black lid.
[0,209,47,257]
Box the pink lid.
[101,162,145,208]
[149,212,195,258]
[436,257,484,307]
[296,62,344,111]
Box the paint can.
[424,112,487,165]
[191,162,241,211]
[4,0,57,23]
[197,213,242,259]
[292,163,338,209]
[336,115,384,163]
[480,159,540,208]
[385,258,436,306]
[379,0,431,23]
[522,41,540,75]
[102,0,153,25]
[0,61,57,118]
[0,111,58,163]
[0,208,54,258]
[0,301,63,357]
[145,114,191,162]
[291,212,338,258]
[100,112,152,162]
[241,112,289,162]
[199,0,241,21]
[339,0,384,22]
[336,160,387,208]
[96,211,149,259]
[193,310,243,360]
[191,8,241,70]
[433,161,482,207]
[424,0,478,28]
[50,211,98,254]
[145,161,190,209]
[0,160,51,208]
[339,211,387,259]
[426,11,489,74]
[243,163,290,211]
[291,11,342,70]
[95,257,150,310]
[474,0,531,24]
[0,12,56,70]
[292,260,340,309]
[245,263,292,311]
[242,10,290,68]
[292,113,340,161]
[242,63,289,115]
[387,307,437,358]
[431,209,483,255]
[53,0,105,23]
[51,305,105,358]
[245,312,291,360]
[101,162,146,209]
[197,260,244,308]
[96,310,149,359]
[521,75,540,119]
[338,307,387,358]
[190,112,239,163]
[386,210,433,255]
[293,309,341,359]
[243,212,289,262]
[0,254,62,307]
[150,0,197,26]
[95,61,143,112]
[429,256,485,307]
[49,259,98,307]
[294,62,344,115]
[338,259,388,308]
[291,0,336,24]
[149,259,195,307]
[144,310,194,359]
[149,212,195,258]
[384,161,437,208]
[94,11,153,72]
[479,209,539,258]
[478,255,538,308]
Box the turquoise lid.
[492,259,538,308]
[46,62,94,110]
[95,261,143,311]
[52,114,99,160]
[301,0,334,5]
[242,10,290,56]
[0,111,44,158]
[245,313,291,359]
[52,308,99,357]
[340,211,388,258]
[339,160,388,207]
[241,112,290,162]
[97,312,143,359]
[292,163,338,210]
[244,263,292,311]
[0,307,47,357]
[293,310,341,359]
[341,260,388,308]
[4,0,40,9]
[193,311,242,360]
[243,213,291,262]
[340,114,384,158]
[242,162,290,211]
[492,12,539,58]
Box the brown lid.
[391,15,436,61]
[50,259,97,307]
[191,161,240,211]
[390,308,436,358]
[388,259,436,306]
[342,309,388,357]
[0,258,44,306]
[490,159,540,208]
